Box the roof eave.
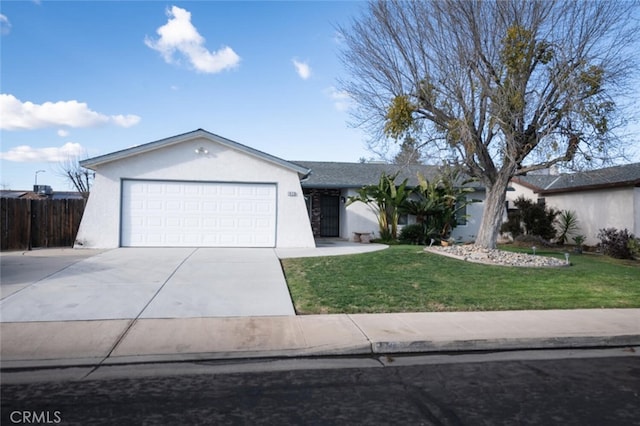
[80,129,311,176]
[537,179,640,195]
[510,177,544,191]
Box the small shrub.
[597,228,637,259]
[371,238,401,245]
[399,223,426,244]
[556,210,580,245]
[378,228,395,243]
[503,196,558,241]
[628,238,640,259]
[501,212,523,236]
[513,234,554,248]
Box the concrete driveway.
[0,248,295,322]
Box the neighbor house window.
[398,214,408,225]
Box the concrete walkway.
[276,239,388,258]
[1,309,638,369]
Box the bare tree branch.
[338,0,639,248]
[55,155,94,199]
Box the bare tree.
[393,135,424,165]
[56,155,94,199]
[339,0,639,248]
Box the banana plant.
[401,165,480,242]
[347,172,410,240]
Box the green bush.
[597,228,638,259]
[628,238,640,259]
[502,196,558,241]
[399,224,426,244]
[501,212,523,236]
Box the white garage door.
[121,180,277,247]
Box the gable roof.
[293,161,484,189]
[513,163,640,195]
[80,129,311,176]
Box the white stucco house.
[294,161,486,243]
[509,163,640,246]
[75,129,487,248]
[75,129,316,248]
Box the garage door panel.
[121,180,276,247]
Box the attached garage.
[121,180,277,247]
[74,129,315,249]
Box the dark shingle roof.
[0,191,28,199]
[0,190,84,200]
[512,175,561,190]
[513,163,640,194]
[292,161,484,189]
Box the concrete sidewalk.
[2,309,638,369]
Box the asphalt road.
[2,350,639,425]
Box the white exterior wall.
[507,182,539,205]
[339,188,485,243]
[636,188,640,236]
[341,188,381,240]
[543,187,637,246]
[75,137,315,248]
[450,190,486,242]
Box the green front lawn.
[281,245,640,314]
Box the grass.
[281,245,640,314]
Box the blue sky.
[2,1,639,192]
[1,1,371,190]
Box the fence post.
[27,199,32,251]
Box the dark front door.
[320,195,340,237]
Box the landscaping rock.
[425,244,569,267]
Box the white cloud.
[57,129,69,137]
[292,59,311,80]
[0,94,141,131]
[0,142,85,163]
[0,14,11,35]
[110,114,141,128]
[326,87,352,112]
[145,5,240,74]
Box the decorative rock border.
[425,244,569,267]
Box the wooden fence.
[1,198,86,251]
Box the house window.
[398,214,408,225]
[456,200,467,226]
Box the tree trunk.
[475,176,510,249]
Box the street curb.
[370,335,640,354]
[3,335,638,371]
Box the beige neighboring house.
[509,163,640,246]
